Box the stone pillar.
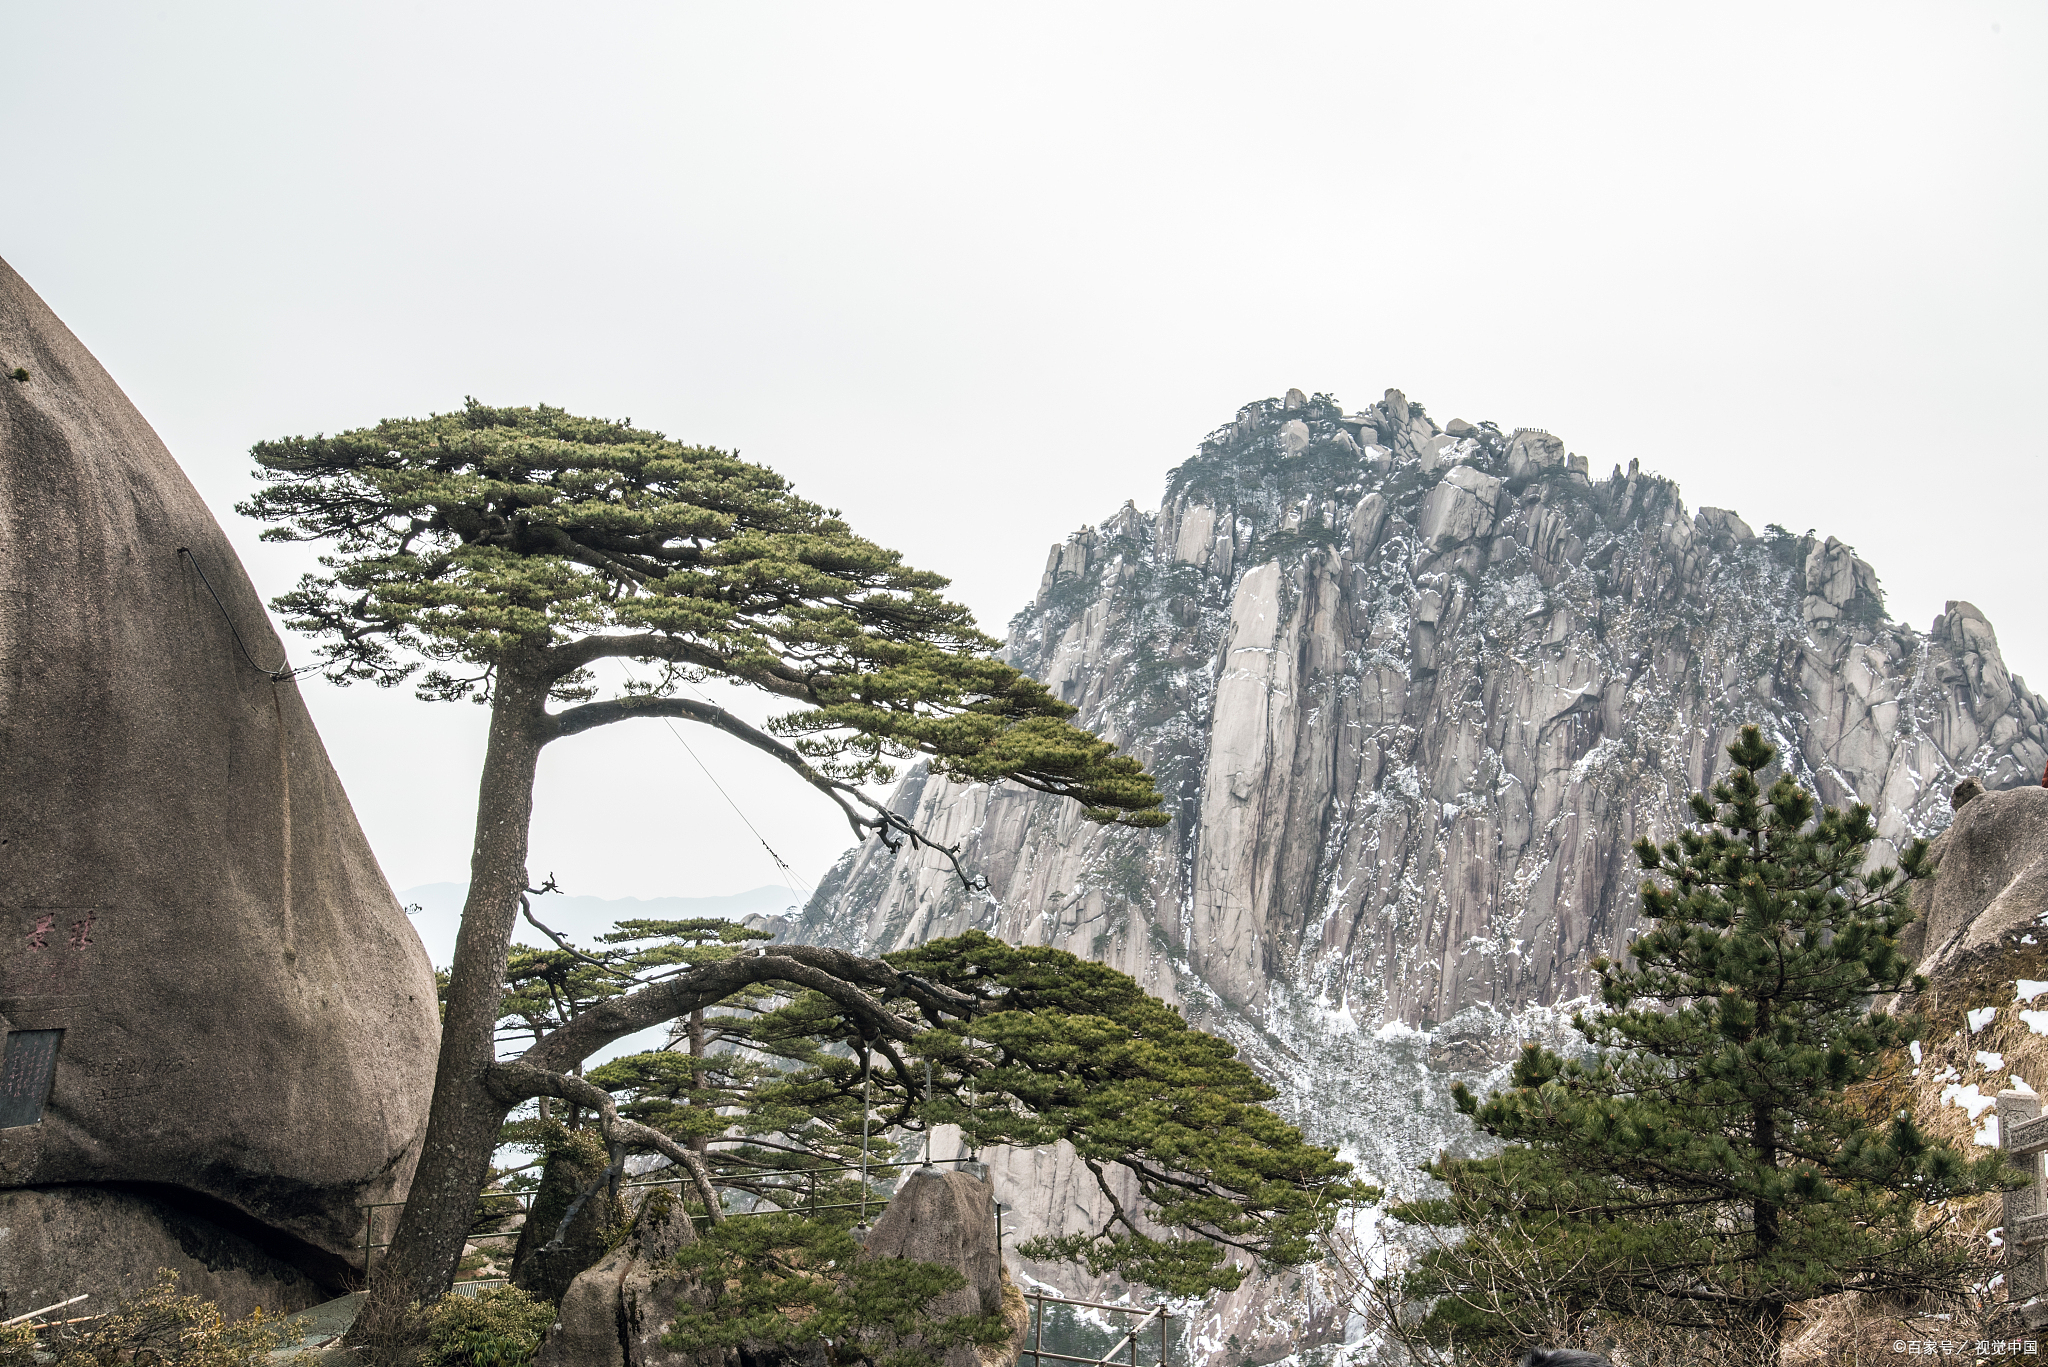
[1998,1091,2048,1321]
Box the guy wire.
[177,547,307,682]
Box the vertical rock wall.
[794,388,2048,1360]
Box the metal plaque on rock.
[0,1029,62,1128]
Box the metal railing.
[356,1155,992,1273]
[1021,1293,1172,1367]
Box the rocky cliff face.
[793,388,2048,1360]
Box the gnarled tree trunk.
[355,671,549,1343]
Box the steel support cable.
[656,715,816,903]
[176,548,312,682]
[615,660,816,905]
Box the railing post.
[860,1063,872,1225]
[1032,1291,1044,1367]
[2001,1090,2048,1309]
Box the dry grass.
[1781,929,2048,1366]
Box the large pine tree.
[239,402,1172,1341]
[1392,726,2016,1361]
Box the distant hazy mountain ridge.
[791,388,2048,1360]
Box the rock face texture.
[793,389,2048,1360]
[533,1188,701,1367]
[862,1167,1013,1367]
[1913,785,2048,977]
[512,1137,627,1305]
[0,256,440,1310]
[0,1186,328,1320]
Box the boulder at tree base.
[532,1186,702,1367]
[533,1169,1026,1367]
[0,256,439,1314]
[862,1166,1017,1367]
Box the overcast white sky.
[2,3,2041,901]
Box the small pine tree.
[1393,725,2017,1360]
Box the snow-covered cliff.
[793,388,2048,1362]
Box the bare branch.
[546,693,987,891]
[487,1063,724,1223]
[520,891,630,978]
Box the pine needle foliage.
[662,1212,1013,1367]
[240,400,1166,821]
[884,932,1372,1293]
[1393,725,2017,1359]
[529,928,1365,1299]
[238,401,1170,1327]
[419,1286,556,1367]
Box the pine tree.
[1392,725,2016,1361]
[458,921,1366,1367]
[239,402,1170,1339]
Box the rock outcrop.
[0,256,440,1312]
[863,1167,1009,1367]
[793,388,2048,1360]
[1867,783,2048,1327]
[533,1187,702,1367]
[512,1135,627,1304]
[0,1186,329,1320]
[536,1168,1023,1367]
[1912,785,2048,977]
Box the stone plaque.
[0,1029,62,1128]
[2002,1090,2048,1304]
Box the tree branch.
[546,693,989,891]
[486,1063,724,1223]
[520,892,631,978]
[544,633,815,698]
[515,945,981,1079]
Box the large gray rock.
[1802,534,1885,628]
[863,1168,1006,1367]
[1694,506,1756,546]
[1913,786,2048,975]
[0,1186,327,1320]
[512,1137,626,1304]
[1505,428,1564,479]
[535,1171,1018,1367]
[0,256,439,1304]
[1417,466,1502,546]
[533,1187,703,1367]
